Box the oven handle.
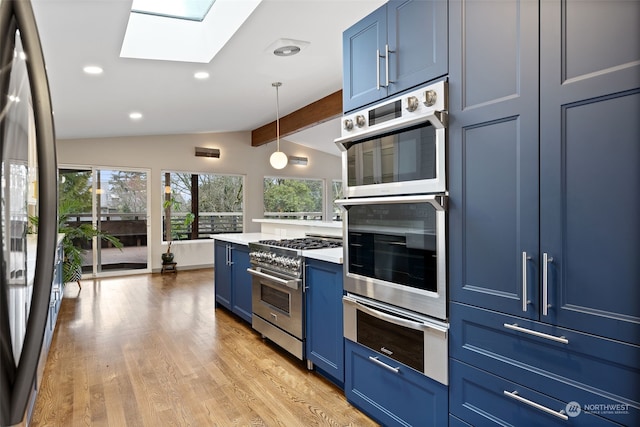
[344,295,448,335]
[247,267,300,290]
[336,194,447,211]
[334,110,447,149]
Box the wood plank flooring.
[30,269,377,426]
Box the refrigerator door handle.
[0,1,58,425]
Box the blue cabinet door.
[448,0,540,318]
[231,245,252,323]
[305,259,344,387]
[538,0,640,345]
[387,0,447,95]
[342,4,387,112]
[214,241,231,310]
[345,339,448,426]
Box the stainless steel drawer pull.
[503,323,569,344]
[504,390,569,421]
[368,356,400,373]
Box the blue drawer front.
[450,360,620,426]
[450,302,640,426]
[345,339,447,426]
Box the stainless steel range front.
[248,237,341,360]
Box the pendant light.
[269,82,288,169]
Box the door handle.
[522,252,532,312]
[385,44,394,87]
[542,253,553,316]
[376,49,381,90]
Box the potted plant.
[162,197,194,264]
[30,198,123,286]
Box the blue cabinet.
[305,259,344,387]
[448,0,640,345]
[448,0,640,424]
[450,359,620,426]
[344,339,448,426]
[214,240,252,323]
[342,0,447,112]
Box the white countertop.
[210,232,279,245]
[253,219,342,229]
[210,233,343,264]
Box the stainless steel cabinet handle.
[227,244,234,266]
[503,323,569,344]
[385,44,393,87]
[522,251,527,312]
[368,356,400,373]
[503,390,569,420]
[542,253,553,316]
[376,49,381,90]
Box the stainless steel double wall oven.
[336,79,449,384]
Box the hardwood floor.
[31,269,377,426]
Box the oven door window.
[346,201,438,293]
[346,122,436,187]
[260,283,290,314]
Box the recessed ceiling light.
[83,65,103,75]
[129,112,143,120]
[274,45,300,57]
[194,71,209,80]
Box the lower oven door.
[343,293,448,385]
[336,194,447,320]
[248,267,303,340]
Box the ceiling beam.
[251,90,342,147]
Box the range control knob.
[343,118,354,131]
[405,96,419,112]
[355,115,366,127]
[423,90,437,107]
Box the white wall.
[56,131,341,271]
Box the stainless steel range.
[248,236,341,360]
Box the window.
[263,177,324,221]
[332,180,343,221]
[163,172,243,241]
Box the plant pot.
[162,252,175,264]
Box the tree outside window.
[163,172,243,241]
[263,177,324,221]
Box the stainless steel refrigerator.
[0,0,58,425]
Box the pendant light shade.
[270,82,287,169]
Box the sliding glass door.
[59,166,150,277]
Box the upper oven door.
[335,80,447,198]
[336,195,447,320]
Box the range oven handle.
[343,295,448,335]
[247,267,300,290]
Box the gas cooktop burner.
[258,237,342,250]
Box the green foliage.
[29,197,123,283]
[163,197,195,243]
[263,178,322,213]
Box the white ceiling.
[30,0,386,157]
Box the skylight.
[131,0,216,22]
[121,0,263,63]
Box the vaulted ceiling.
[31,0,386,156]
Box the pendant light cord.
[273,82,282,152]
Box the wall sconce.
[195,147,220,158]
[164,185,171,194]
[289,156,308,166]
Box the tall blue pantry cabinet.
[447,0,640,425]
